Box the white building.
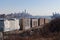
[0,18,20,32]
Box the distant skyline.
[0,0,60,16]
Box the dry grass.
[4,31,60,40]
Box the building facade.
[19,18,31,30]
[31,18,38,27]
[0,18,20,32]
[45,19,51,24]
[38,18,45,26]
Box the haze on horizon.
[0,0,60,16]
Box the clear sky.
[0,0,60,16]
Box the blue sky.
[0,0,60,16]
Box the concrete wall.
[4,20,10,32]
[31,18,38,27]
[0,18,51,32]
[19,18,31,30]
[4,19,20,32]
[38,18,45,26]
[45,19,51,24]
